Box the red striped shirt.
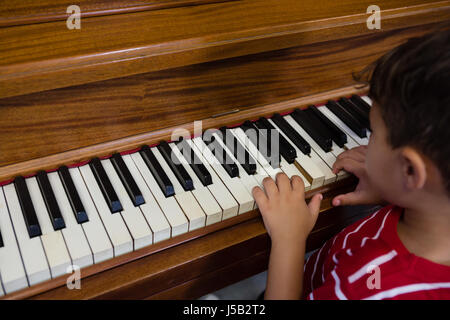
[303,205,450,300]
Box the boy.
[252,28,450,300]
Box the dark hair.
[355,27,450,195]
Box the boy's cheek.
[366,151,403,205]
[365,146,378,179]
[366,138,389,180]
[366,149,388,189]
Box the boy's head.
[360,28,450,206]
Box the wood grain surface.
[0,0,237,27]
[0,0,448,98]
[0,23,443,171]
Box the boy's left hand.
[252,173,323,246]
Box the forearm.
[264,240,306,300]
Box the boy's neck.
[397,195,450,266]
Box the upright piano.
[0,0,449,299]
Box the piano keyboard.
[0,95,372,296]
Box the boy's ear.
[400,147,427,191]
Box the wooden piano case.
[0,0,449,299]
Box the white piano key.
[193,137,254,215]
[232,126,312,191]
[267,118,325,189]
[361,95,372,106]
[47,172,93,269]
[318,106,369,146]
[361,95,373,138]
[249,127,308,189]
[26,177,72,278]
[244,159,269,187]
[131,152,188,237]
[69,167,113,263]
[284,115,339,184]
[328,142,351,180]
[278,157,312,191]
[3,184,51,286]
[231,129,312,190]
[284,115,335,169]
[170,144,222,226]
[330,141,346,158]
[230,128,312,195]
[101,159,153,250]
[217,131,270,188]
[122,155,171,243]
[232,127,282,180]
[0,187,28,293]
[152,148,206,231]
[79,165,133,257]
[212,133,261,208]
[285,114,347,181]
[188,140,239,220]
[295,152,327,188]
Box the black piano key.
[348,96,370,118]
[14,176,41,238]
[36,171,66,231]
[350,94,371,114]
[271,113,311,155]
[157,141,194,191]
[338,98,371,130]
[256,117,297,164]
[205,136,239,178]
[140,145,175,197]
[326,100,367,138]
[111,153,145,207]
[89,157,123,213]
[240,120,260,148]
[241,120,280,168]
[176,138,212,186]
[305,106,347,148]
[58,166,89,224]
[347,96,371,131]
[291,109,332,152]
[219,126,257,175]
[0,229,3,247]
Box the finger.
[336,152,366,163]
[332,157,366,176]
[276,172,291,194]
[262,177,278,199]
[336,148,366,163]
[308,193,323,219]
[290,175,305,195]
[353,145,368,155]
[252,186,268,209]
[332,191,366,206]
[345,145,367,154]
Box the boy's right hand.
[332,146,384,206]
